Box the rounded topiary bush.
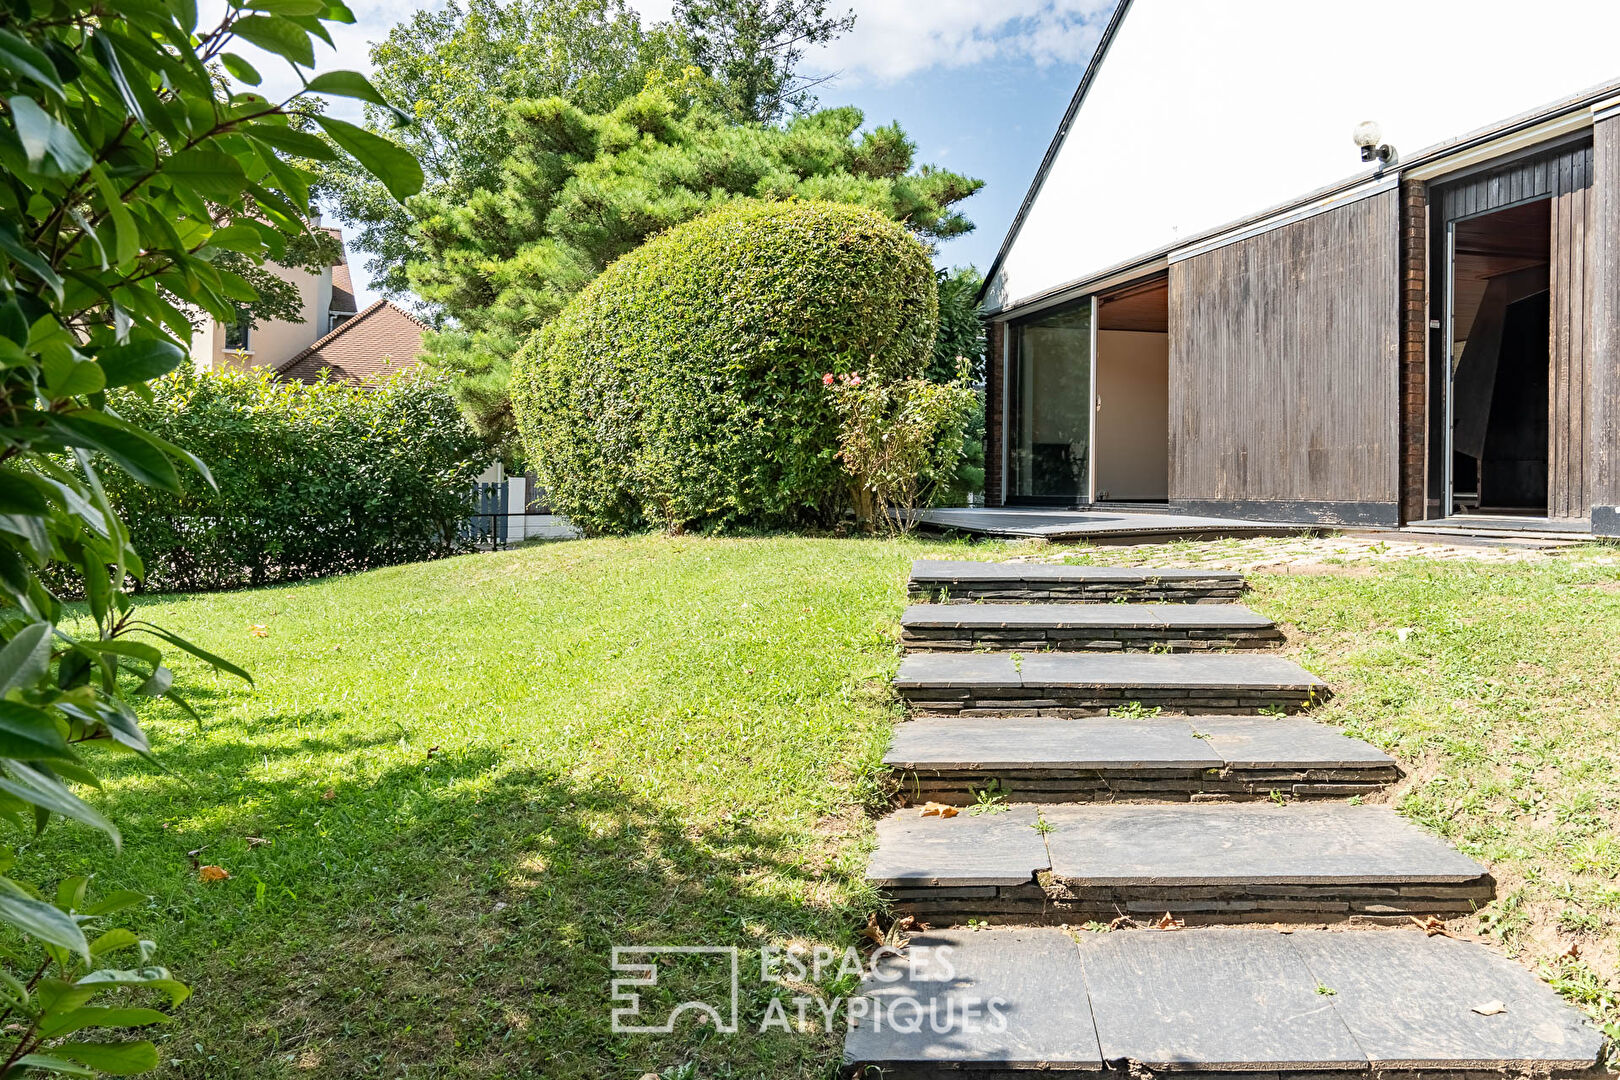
[510,198,939,533]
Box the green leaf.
[89,167,140,269]
[0,29,66,100]
[87,928,139,957]
[220,52,261,85]
[230,14,315,68]
[0,880,89,961]
[0,763,118,846]
[11,1053,94,1077]
[9,97,92,175]
[88,34,154,132]
[303,70,390,108]
[76,967,190,1006]
[243,121,336,161]
[43,413,182,492]
[314,115,423,202]
[131,624,251,684]
[79,890,147,917]
[0,701,76,761]
[133,665,172,698]
[0,621,52,696]
[50,1041,160,1075]
[40,1007,170,1038]
[96,340,185,388]
[163,148,248,200]
[0,222,64,303]
[0,473,48,515]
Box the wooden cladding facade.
[1165,191,1402,524]
[1594,116,1620,535]
[1549,151,1596,517]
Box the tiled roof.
[276,300,429,386]
[330,261,356,313]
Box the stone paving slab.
[844,927,1102,1071]
[1079,928,1366,1070]
[1016,653,1326,692]
[1290,930,1606,1069]
[900,603,1273,630]
[894,653,1024,688]
[885,717,1223,770]
[910,560,1243,585]
[868,806,1049,887]
[1041,803,1488,885]
[1193,716,1398,769]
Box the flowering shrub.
[824,364,979,532]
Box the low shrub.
[823,367,978,531]
[105,368,491,592]
[511,199,939,534]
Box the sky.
[212,0,1119,308]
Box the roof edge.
[975,0,1135,307]
[273,298,430,375]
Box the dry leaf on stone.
[1108,915,1139,931]
[919,802,958,818]
[1410,915,1455,938]
[861,913,885,947]
[1471,1000,1507,1016]
[1153,912,1184,931]
[198,865,230,883]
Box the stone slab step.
[895,652,1329,716]
[887,715,1401,804]
[869,803,1491,923]
[900,603,1283,652]
[845,926,1605,1076]
[908,559,1246,604]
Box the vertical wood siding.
[985,320,1006,505]
[1399,181,1430,523]
[1167,190,1400,518]
[1594,117,1620,531]
[1549,151,1594,518]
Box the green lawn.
[19,534,1620,1076]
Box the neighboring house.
[981,0,1620,537]
[187,219,426,384]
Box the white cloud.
[625,0,1113,84]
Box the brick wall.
[984,319,1005,505]
[1398,180,1429,524]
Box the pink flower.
[849,375,862,386]
[821,373,834,386]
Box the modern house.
[980,0,1620,537]
[188,221,427,385]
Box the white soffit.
[987,0,1620,313]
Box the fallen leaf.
[919,802,958,818]
[1396,627,1414,643]
[1108,915,1139,931]
[861,913,885,947]
[321,789,336,801]
[198,865,230,883]
[1472,1000,1507,1016]
[1559,942,1582,961]
[248,624,268,638]
[1153,912,1185,931]
[245,836,269,847]
[1410,915,1456,938]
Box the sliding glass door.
[1010,297,1094,503]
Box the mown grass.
[17,533,1620,1076]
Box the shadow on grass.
[79,735,864,1080]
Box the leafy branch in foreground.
[0,1,423,1073]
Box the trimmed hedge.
[105,368,491,592]
[511,199,939,533]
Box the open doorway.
[1448,199,1551,516]
[1093,274,1169,503]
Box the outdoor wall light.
[1353,121,1398,167]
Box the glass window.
[223,310,251,351]
[1010,298,1092,501]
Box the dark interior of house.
[1450,199,1551,514]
